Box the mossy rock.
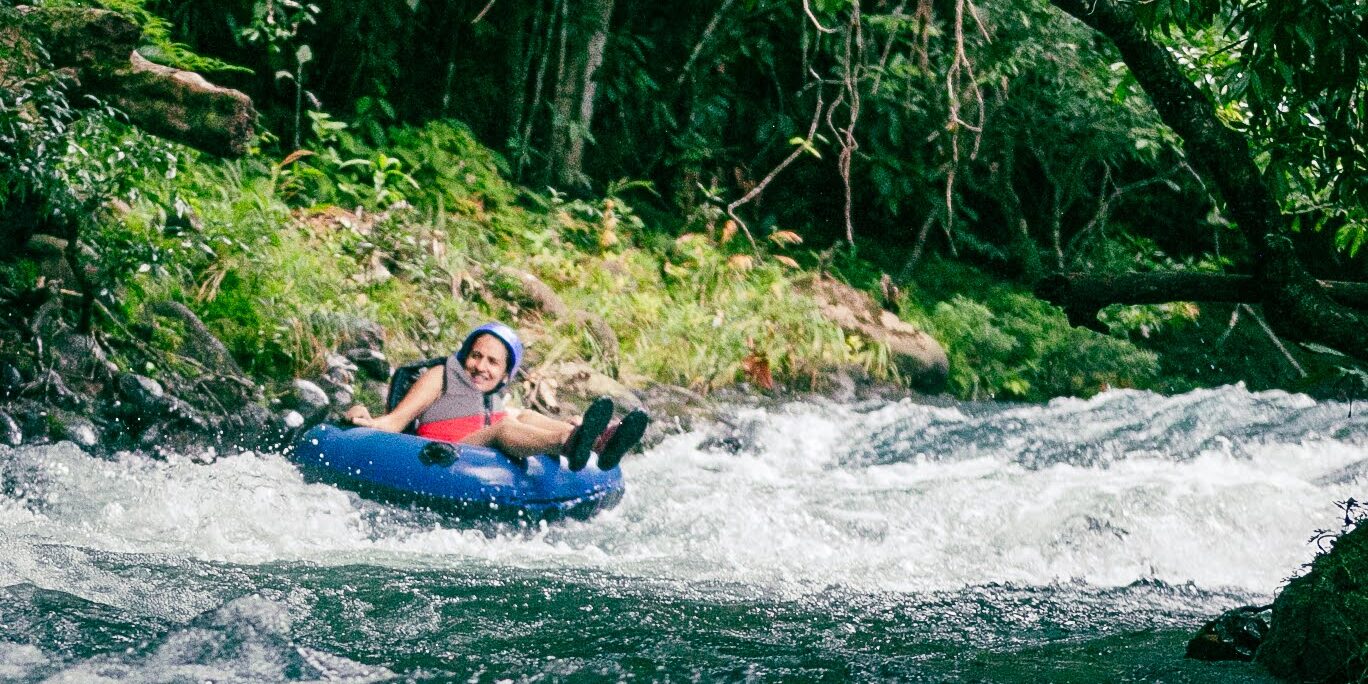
[1257,522,1368,682]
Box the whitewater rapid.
[2,384,1365,615]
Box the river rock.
[1,362,24,398]
[0,411,22,446]
[116,373,173,416]
[324,354,358,386]
[49,331,111,384]
[1257,522,1368,682]
[345,348,391,381]
[284,379,330,421]
[26,369,86,409]
[1185,604,1271,662]
[149,301,245,378]
[530,361,642,416]
[49,411,99,448]
[802,275,949,392]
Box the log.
[9,6,254,158]
[1037,272,1368,332]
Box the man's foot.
[596,409,649,470]
[563,396,613,472]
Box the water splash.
[1,385,1364,604]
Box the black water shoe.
[596,409,649,471]
[564,396,613,472]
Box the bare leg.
[461,414,575,458]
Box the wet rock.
[1,363,24,399]
[345,348,390,381]
[116,373,173,416]
[282,410,305,429]
[49,331,111,382]
[698,417,765,455]
[1257,522,1368,682]
[49,411,100,448]
[0,411,22,446]
[284,379,329,421]
[324,353,358,386]
[149,301,245,378]
[137,422,162,449]
[1185,604,1271,662]
[25,369,86,409]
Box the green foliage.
[1135,0,1368,258]
[903,259,1158,400]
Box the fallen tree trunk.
[11,5,254,157]
[1037,272,1368,332]
[1044,0,1368,359]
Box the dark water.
[3,385,1365,682]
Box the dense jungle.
[2,0,1367,681]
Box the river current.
[2,384,1365,682]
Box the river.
[2,384,1365,681]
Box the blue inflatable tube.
[291,424,625,522]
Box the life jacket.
[393,355,505,443]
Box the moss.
[1257,523,1368,682]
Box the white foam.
[1,385,1365,605]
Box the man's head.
[455,322,524,393]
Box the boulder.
[1185,604,1271,662]
[345,348,391,381]
[115,373,173,416]
[1,363,23,399]
[526,361,642,418]
[8,6,255,157]
[48,410,99,448]
[283,379,330,421]
[1257,522,1368,682]
[0,411,22,446]
[496,266,570,318]
[150,301,245,378]
[324,353,358,386]
[801,276,949,392]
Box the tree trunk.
[548,0,615,190]
[1044,0,1368,358]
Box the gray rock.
[137,422,162,449]
[50,331,110,380]
[0,411,22,446]
[286,379,330,418]
[1186,605,1271,662]
[27,370,85,409]
[53,414,99,448]
[282,410,305,429]
[150,301,246,378]
[116,373,172,415]
[345,348,390,381]
[1,363,23,398]
[331,388,354,407]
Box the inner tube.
[292,424,625,522]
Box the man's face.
[464,334,509,393]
